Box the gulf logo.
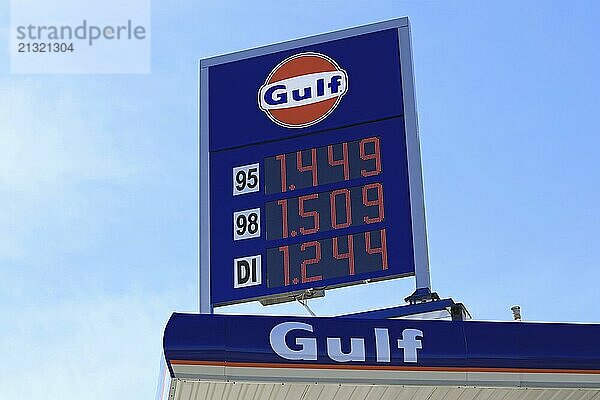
[258,52,348,129]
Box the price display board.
[199,18,430,310]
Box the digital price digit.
[365,229,388,270]
[233,208,261,240]
[362,182,384,223]
[278,245,291,286]
[300,241,322,283]
[297,149,318,187]
[232,163,260,196]
[330,188,352,229]
[333,235,355,275]
[328,142,349,180]
[275,154,287,193]
[360,137,382,177]
[298,193,319,235]
[276,199,289,239]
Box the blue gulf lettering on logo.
[258,52,348,128]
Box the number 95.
[233,163,260,195]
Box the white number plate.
[233,208,261,240]
[233,163,260,196]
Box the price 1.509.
[265,182,384,241]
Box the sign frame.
[199,17,430,313]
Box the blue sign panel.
[200,18,430,308]
[164,313,600,383]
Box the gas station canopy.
[161,313,600,400]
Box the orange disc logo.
[258,52,348,129]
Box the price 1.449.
[264,136,382,194]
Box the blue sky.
[1,1,599,399]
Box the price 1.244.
[266,228,388,288]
